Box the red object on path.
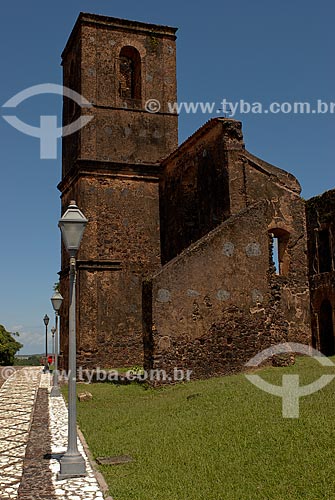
[47,356,53,365]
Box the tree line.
[0,325,23,365]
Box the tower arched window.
[119,46,141,100]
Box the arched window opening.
[319,299,335,356]
[317,228,332,273]
[119,46,141,100]
[269,228,290,276]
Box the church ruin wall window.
[119,46,142,101]
[318,299,335,356]
[317,228,333,273]
[269,229,290,276]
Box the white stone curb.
[42,373,109,499]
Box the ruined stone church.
[59,12,335,377]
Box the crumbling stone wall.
[59,14,312,376]
[62,12,178,175]
[159,121,233,264]
[159,119,302,264]
[144,119,311,379]
[144,202,310,378]
[306,190,335,354]
[59,13,178,370]
[59,169,163,369]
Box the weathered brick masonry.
[144,119,311,378]
[59,13,178,368]
[58,12,335,378]
[306,190,335,356]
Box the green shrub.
[0,325,23,365]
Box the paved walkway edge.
[42,373,106,499]
[77,427,113,500]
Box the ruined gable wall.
[144,200,311,379]
[159,120,243,265]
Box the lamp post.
[58,201,88,479]
[51,325,56,352]
[51,327,56,367]
[50,291,63,398]
[43,314,49,372]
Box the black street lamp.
[58,201,88,479]
[51,327,56,366]
[50,290,63,397]
[43,314,50,372]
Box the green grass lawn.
[72,357,335,500]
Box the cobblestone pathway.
[0,367,40,499]
[18,387,57,500]
[0,368,107,499]
[0,367,22,389]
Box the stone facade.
[306,190,335,355]
[59,13,178,368]
[144,119,311,378]
[59,12,315,377]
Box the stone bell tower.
[58,12,178,369]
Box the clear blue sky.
[0,0,334,354]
